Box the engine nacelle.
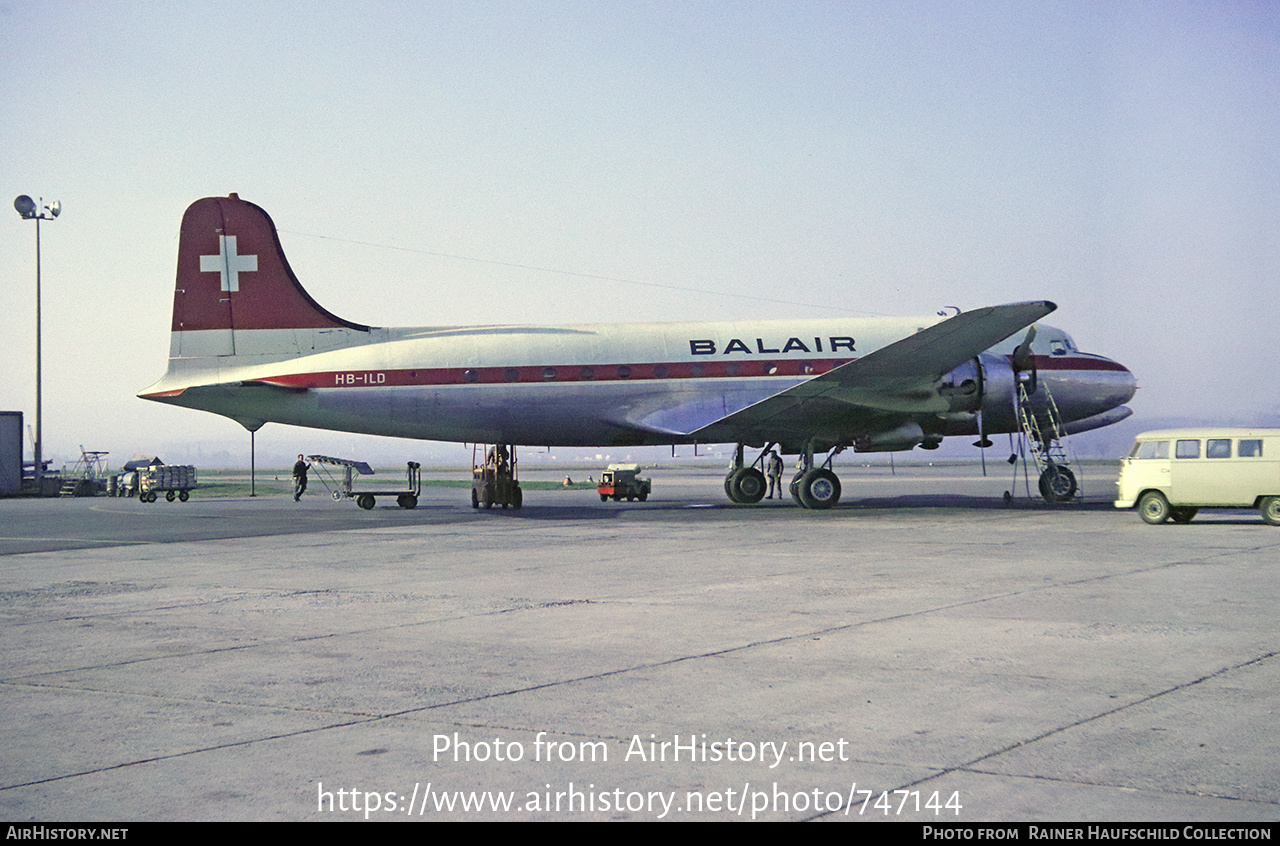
[855,421,926,452]
[974,351,1020,433]
[937,353,1020,436]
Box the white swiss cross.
[199,235,258,292]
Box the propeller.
[973,325,1038,477]
[1011,325,1038,394]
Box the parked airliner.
[140,194,1137,508]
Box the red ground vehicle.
[598,464,651,502]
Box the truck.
[598,463,651,502]
[1114,428,1280,525]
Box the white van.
[1115,429,1280,525]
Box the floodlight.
[13,193,61,489]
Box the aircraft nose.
[1044,353,1137,419]
[1112,358,1138,405]
[1090,355,1138,411]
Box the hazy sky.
[2,1,1277,468]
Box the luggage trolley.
[137,464,198,503]
[306,455,421,509]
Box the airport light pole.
[13,195,60,490]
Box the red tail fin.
[172,194,366,333]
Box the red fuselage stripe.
[256,355,1127,390]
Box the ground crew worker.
[293,455,309,501]
[765,449,784,499]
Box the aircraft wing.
[689,300,1056,447]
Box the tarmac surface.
[1,464,1277,822]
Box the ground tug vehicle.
[1115,428,1280,525]
[598,464,651,502]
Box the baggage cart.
[307,455,421,509]
[138,464,198,503]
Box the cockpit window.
[1050,340,1068,356]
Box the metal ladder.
[1014,380,1082,500]
[59,447,110,497]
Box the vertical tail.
[170,194,369,360]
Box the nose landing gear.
[1038,462,1078,503]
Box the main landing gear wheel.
[793,468,841,510]
[725,467,767,504]
[1139,491,1171,524]
[1038,465,1077,503]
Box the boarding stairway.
[58,448,110,497]
[1014,380,1082,502]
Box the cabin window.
[1176,440,1200,459]
[1206,439,1231,458]
[1239,439,1263,457]
[503,368,520,382]
[579,366,595,380]
[1134,441,1169,459]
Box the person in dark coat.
[293,455,309,501]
